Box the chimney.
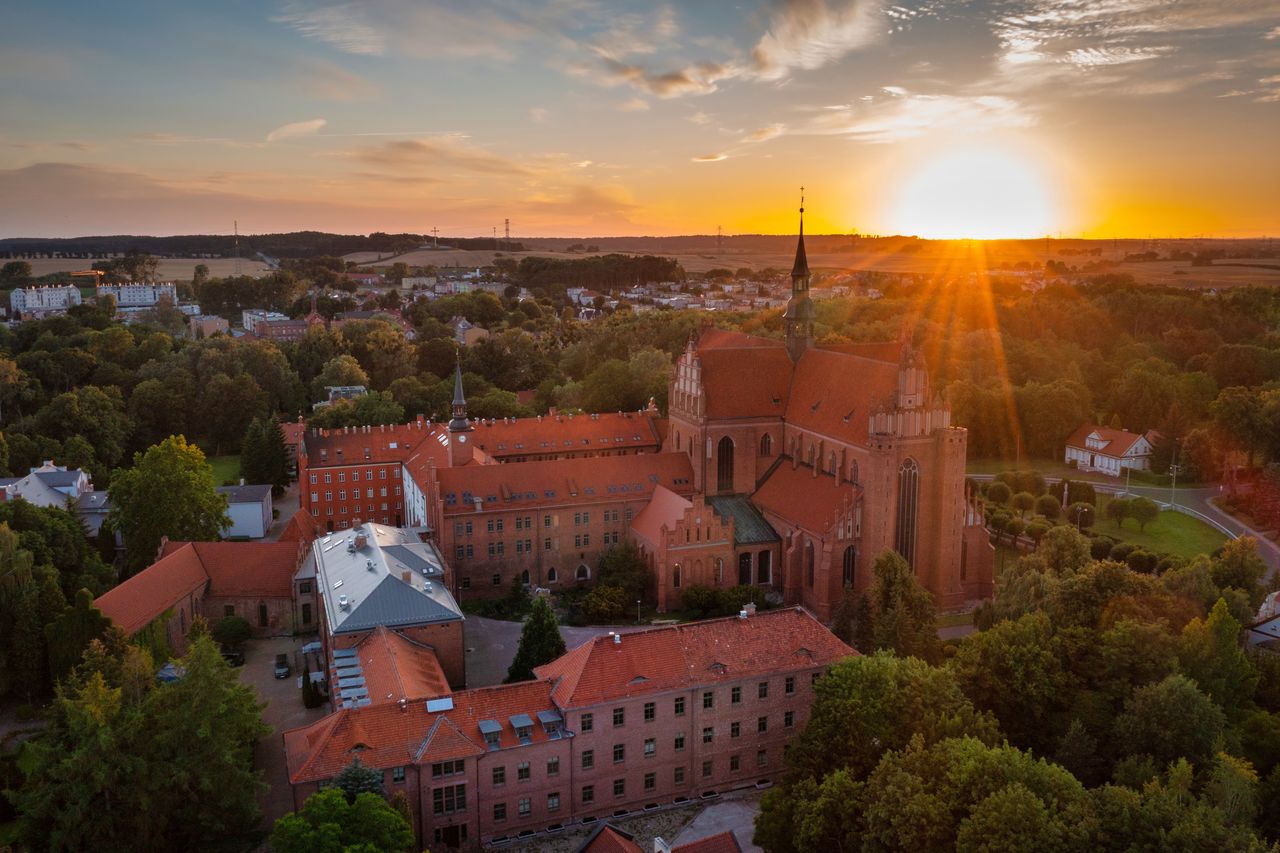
[353,530,366,549]
[473,498,483,513]
[743,602,757,617]
[611,632,621,646]
[401,570,412,583]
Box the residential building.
[188,314,230,339]
[242,308,289,333]
[216,483,274,539]
[0,460,93,508]
[96,281,178,308]
[283,605,852,851]
[1064,424,1157,476]
[9,285,82,317]
[314,385,368,409]
[448,315,491,347]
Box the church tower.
[447,362,473,466]
[783,189,815,362]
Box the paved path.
[465,615,648,687]
[266,483,300,541]
[671,791,764,853]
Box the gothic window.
[827,451,837,475]
[675,431,681,451]
[895,458,920,567]
[842,546,856,587]
[806,444,815,467]
[805,541,815,587]
[577,565,590,581]
[716,436,735,493]
[757,550,771,584]
[520,569,530,586]
[849,460,859,484]
[673,564,681,588]
[738,552,752,585]
[715,558,723,585]
[547,567,558,583]
[759,433,772,457]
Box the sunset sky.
[2,0,1278,239]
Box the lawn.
[1092,495,1227,560]
[207,454,241,486]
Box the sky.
[1,0,1278,239]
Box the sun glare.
[887,147,1057,240]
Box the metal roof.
[478,719,502,735]
[707,495,780,545]
[508,713,534,729]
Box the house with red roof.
[282,605,852,851]
[1064,424,1157,476]
[94,539,313,654]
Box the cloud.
[616,98,650,112]
[266,118,328,142]
[744,123,785,143]
[1064,46,1175,67]
[1268,25,1280,39]
[808,89,1033,143]
[349,136,533,176]
[294,57,380,101]
[751,0,882,81]
[273,1,386,55]
[529,107,550,123]
[688,111,713,125]
[692,153,728,162]
[590,57,739,97]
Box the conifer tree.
[505,596,567,683]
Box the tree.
[108,436,230,576]
[212,615,252,648]
[986,481,1011,505]
[583,584,627,623]
[271,789,414,853]
[1178,598,1259,711]
[505,596,567,683]
[1211,536,1268,605]
[1011,491,1036,519]
[1067,501,1095,530]
[597,540,648,603]
[44,588,110,682]
[334,756,385,802]
[855,551,942,663]
[1106,497,1131,528]
[1129,496,1159,531]
[1034,493,1061,521]
[1114,673,1226,768]
[308,391,405,429]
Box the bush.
[583,584,627,623]
[1125,549,1159,574]
[211,615,252,648]
[1011,492,1036,518]
[1089,538,1113,560]
[1062,479,1097,507]
[997,470,1047,496]
[681,585,723,619]
[986,482,1012,505]
[1106,497,1131,528]
[1109,543,1137,563]
[1026,521,1051,544]
[1067,502,1095,530]
[1034,494,1061,521]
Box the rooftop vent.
[366,559,376,571]
[338,594,350,609]
[353,532,368,550]
[610,632,621,646]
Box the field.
[1093,495,1227,559]
[1108,259,1280,289]
[20,257,271,280]
[207,455,241,487]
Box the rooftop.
[216,483,273,504]
[302,420,438,467]
[752,461,859,536]
[706,495,779,545]
[310,522,462,635]
[470,410,662,459]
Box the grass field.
[207,455,241,487]
[22,257,270,280]
[1092,495,1227,560]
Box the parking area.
[464,615,647,687]
[237,635,328,831]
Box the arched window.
[673,563,681,588]
[806,444,816,467]
[895,458,920,567]
[258,602,269,628]
[805,541,815,587]
[759,433,773,457]
[547,567,558,583]
[675,431,681,451]
[576,564,590,581]
[715,558,724,585]
[520,569,530,586]
[757,550,771,584]
[827,451,837,475]
[716,436,735,493]
[738,552,752,585]
[842,546,856,587]
[849,460,859,484]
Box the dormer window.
[509,713,534,745]
[479,719,502,751]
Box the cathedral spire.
[784,187,815,362]
[448,360,470,432]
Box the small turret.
[448,362,470,433]
[784,187,815,362]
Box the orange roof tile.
[1064,424,1152,457]
[174,540,301,599]
[752,462,859,535]
[281,420,306,449]
[696,338,794,420]
[279,507,321,545]
[784,348,899,445]
[285,679,560,783]
[302,421,438,467]
[535,607,853,708]
[437,452,694,516]
[470,411,662,459]
[579,824,644,853]
[674,831,743,853]
[630,484,692,545]
[353,627,450,706]
[94,543,209,635]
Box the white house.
[10,285,82,317]
[216,484,274,539]
[1064,424,1157,476]
[0,461,93,508]
[97,282,178,308]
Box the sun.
[886,146,1058,239]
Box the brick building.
[283,606,852,851]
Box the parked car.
[274,653,291,679]
[220,645,245,667]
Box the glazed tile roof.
[535,606,853,708]
[706,495,779,545]
[696,335,794,420]
[285,679,560,783]
[470,411,662,459]
[437,452,695,516]
[752,462,858,535]
[784,347,900,445]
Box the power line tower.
[504,218,510,251]
[431,227,439,249]
[234,220,241,277]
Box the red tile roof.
[470,411,662,459]
[784,348,900,445]
[630,484,692,545]
[437,452,695,516]
[1064,424,1152,458]
[94,543,209,635]
[674,831,743,853]
[752,462,859,535]
[535,606,853,708]
[352,627,450,706]
[285,679,560,783]
[696,331,794,420]
[579,824,644,853]
[279,507,321,545]
[302,421,437,467]
[281,420,306,450]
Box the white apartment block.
[96,282,178,308]
[10,286,83,316]
[242,308,289,333]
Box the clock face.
[458,435,467,443]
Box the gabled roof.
[1064,424,1151,457]
[302,421,437,467]
[535,607,853,708]
[436,452,695,516]
[284,679,559,783]
[630,484,693,544]
[784,348,900,445]
[752,462,858,535]
[216,484,273,504]
[675,831,744,853]
[470,411,662,459]
[94,543,210,635]
[354,627,450,705]
[168,540,301,599]
[695,330,794,420]
[578,823,644,853]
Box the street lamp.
[636,600,641,626]
[1169,440,1180,510]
